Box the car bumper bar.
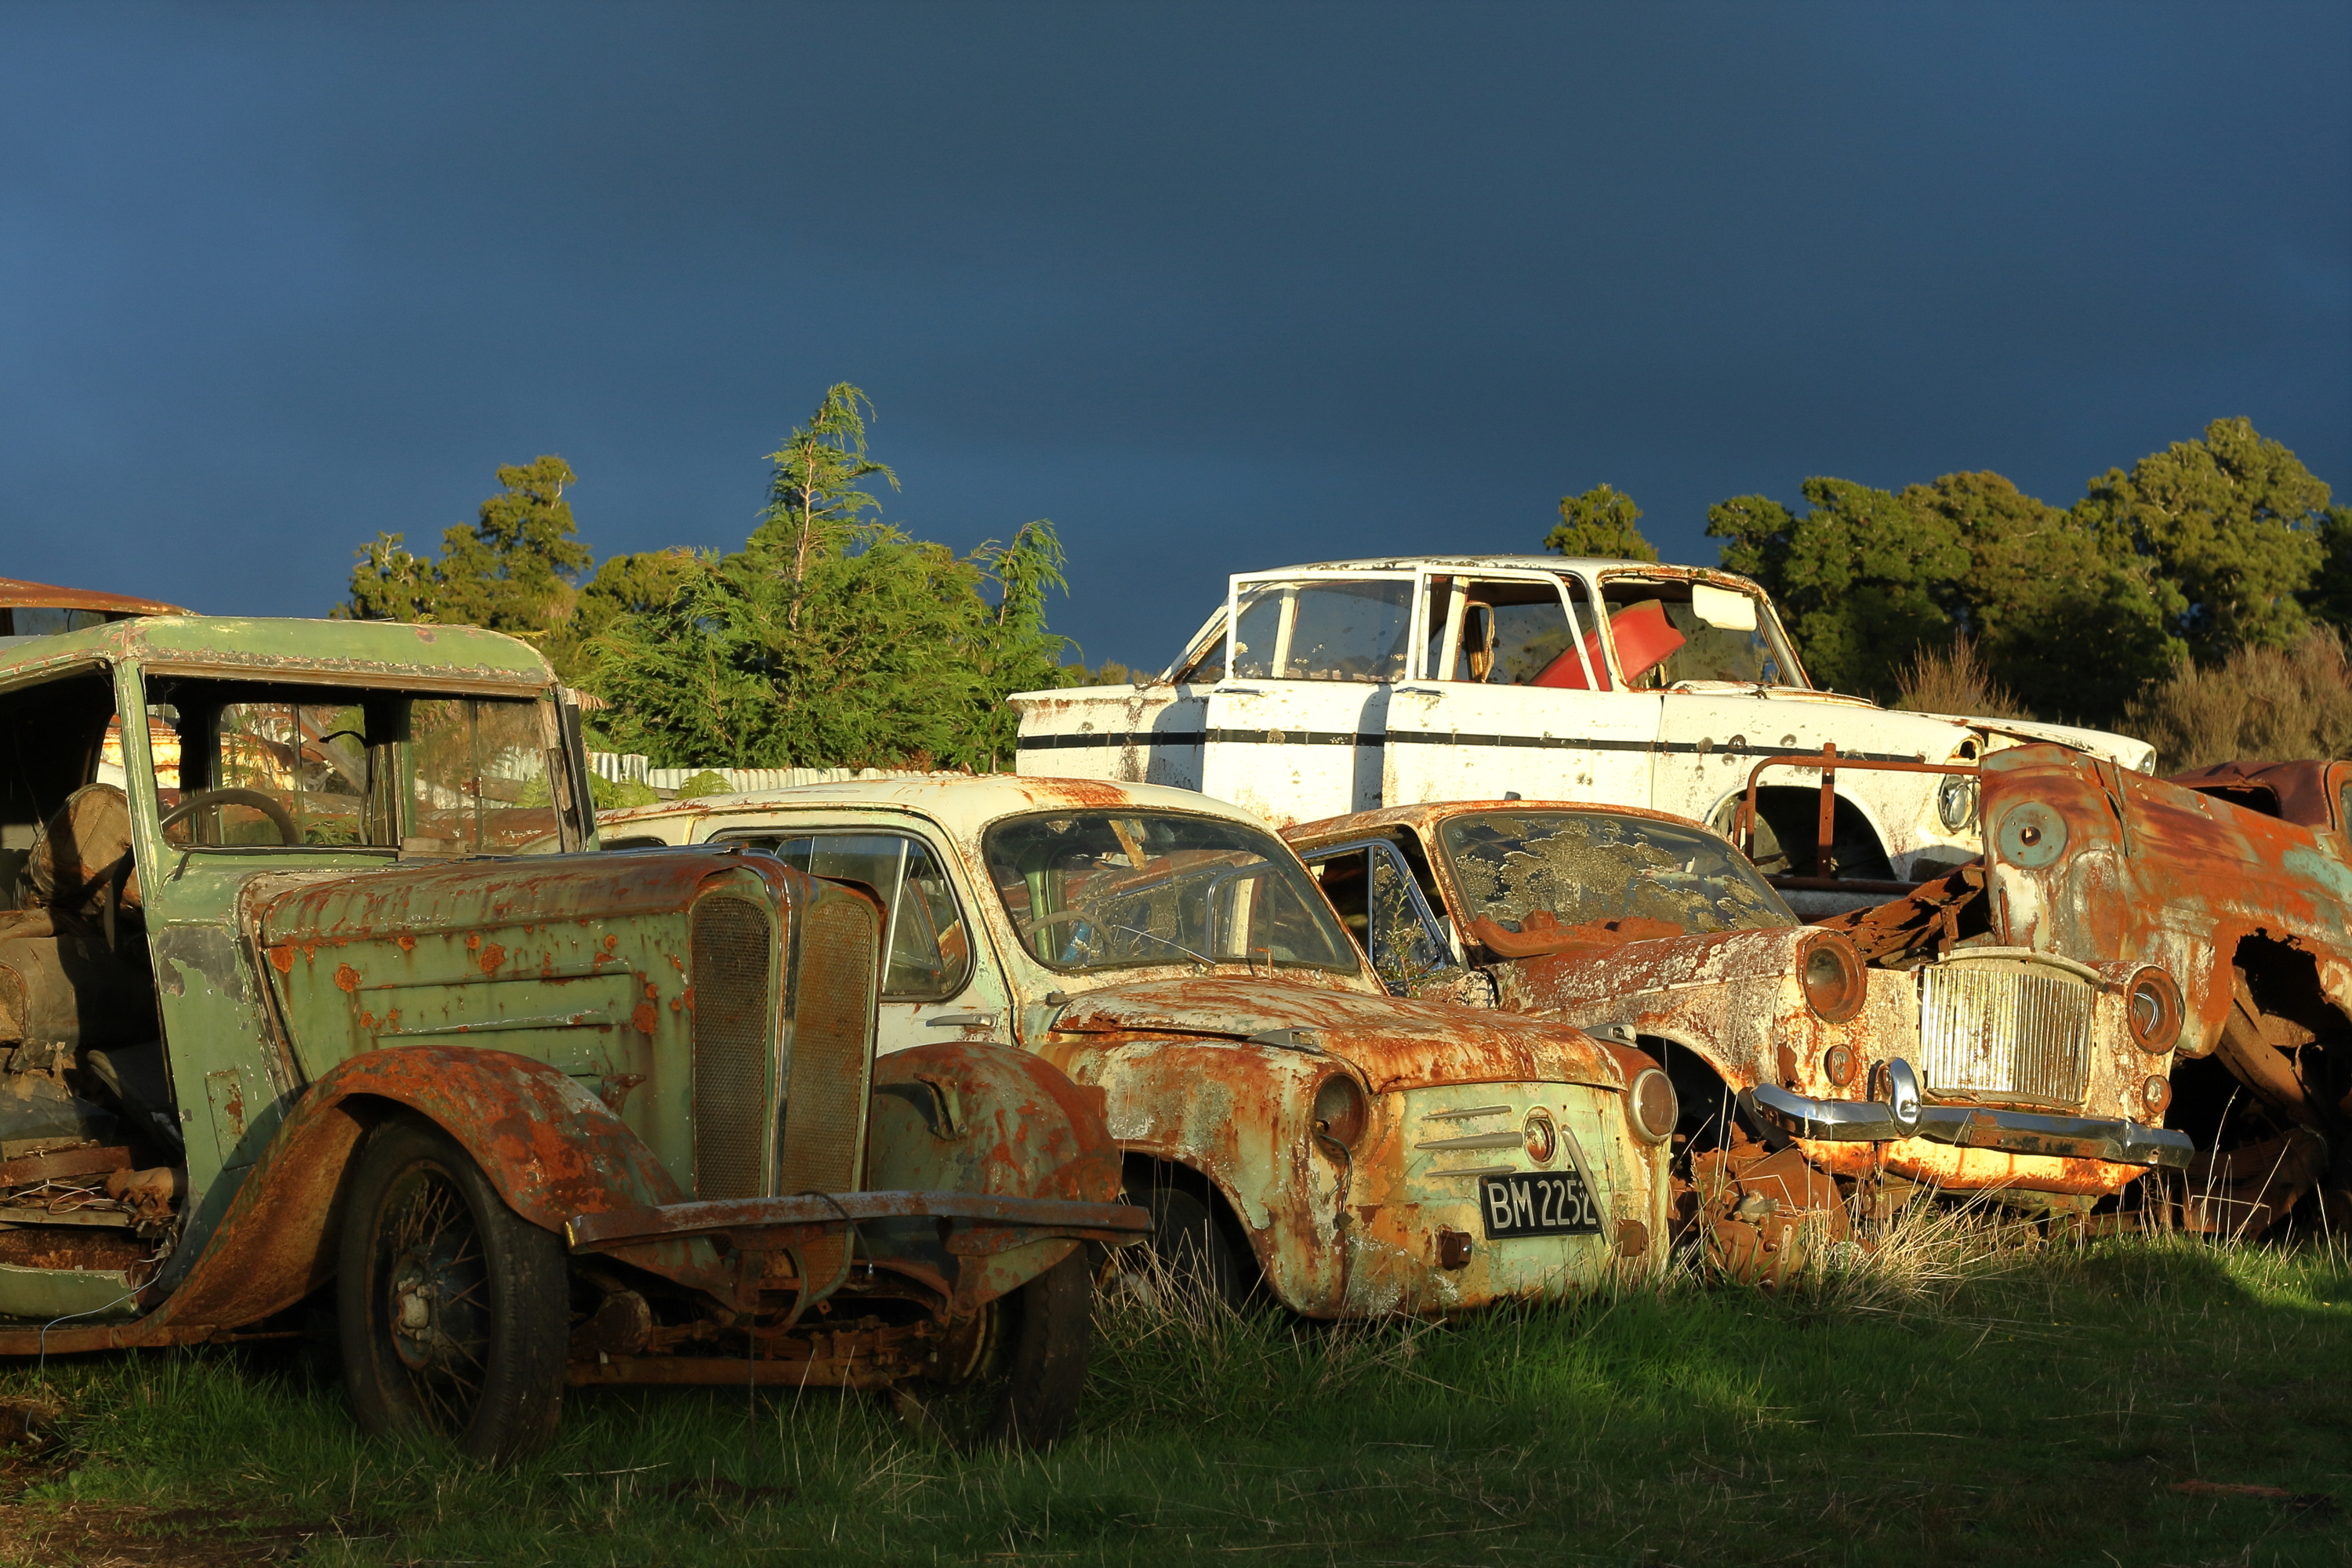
[564,1189,1152,1255]
[1746,1077,2193,1170]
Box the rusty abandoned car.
[601,775,1675,1315]
[1010,555,2151,910]
[1281,799,2192,1270]
[0,613,1145,1461]
[1823,744,2352,1238]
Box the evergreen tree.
[2075,416,2332,661]
[1546,484,1657,561]
[586,384,1070,771]
[339,456,594,677]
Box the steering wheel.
[159,788,301,847]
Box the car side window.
[1301,839,1454,996]
[718,829,971,1002]
[1428,579,1607,689]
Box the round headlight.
[1523,1109,1557,1164]
[1936,774,1979,833]
[1799,933,1866,1024]
[1311,1073,1367,1149]
[1627,1067,1678,1144]
[2126,967,2183,1054]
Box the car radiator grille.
[690,895,774,1200]
[1917,964,2092,1106]
[774,894,878,1198]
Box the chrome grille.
[1918,963,2092,1106]
[690,895,773,1200]
[775,893,878,1197]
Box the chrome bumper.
[1745,1058,2192,1170]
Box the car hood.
[1493,924,1811,1016]
[1047,976,1624,1094]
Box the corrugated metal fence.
[586,752,929,794]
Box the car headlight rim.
[2125,967,2183,1054]
[1628,1067,1677,1145]
[1798,932,1866,1024]
[1311,1072,1368,1149]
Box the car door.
[1196,572,1414,826]
[1295,836,1455,995]
[706,819,1011,1058]
[1383,567,1661,810]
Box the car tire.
[1140,1181,1256,1310]
[911,1247,1091,1451]
[336,1116,568,1464]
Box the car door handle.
[1214,685,1264,695]
[927,1013,1000,1028]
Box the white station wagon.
[1011,556,2152,906]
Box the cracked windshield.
[984,811,1356,975]
[1439,811,1793,939]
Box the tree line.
[1550,417,2350,764]
[343,394,2345,778]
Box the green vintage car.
[0,613,1142,1460]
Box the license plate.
[1479,1170,1602,1240]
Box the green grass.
[0,1225,2347,1566]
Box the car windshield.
[1437,810,1794,938]
[1226,578,1413,683]
[1597,578,1798,688]
[984,810,1359,975]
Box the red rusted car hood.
[1050,977,1624,1094]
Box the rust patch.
[479,942,506,974]
[632,1002,658,1035]
[332,963,360,993]
[267,946,294,974]
[397,934,416,953]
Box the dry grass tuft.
[1893,633,2031,720]
[2123,626,2352,771]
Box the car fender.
[864,1039,1126,1311]
[1040,1034,1348,1312]
[153,1045,690,1334]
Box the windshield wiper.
[1111,924,1213,971]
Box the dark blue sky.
[3,4,2345,672]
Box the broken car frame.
[1815,745,2352,1238]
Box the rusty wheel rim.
[378,1162,492,1438]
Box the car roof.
[0,614,554,690]
[1283,797,1733,845]
[1231,556,1765,586]
[599,773,1273,835]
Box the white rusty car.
[603,777,1675,1315]
[1280,798,2192,1266]
[1009,555,2151,911]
